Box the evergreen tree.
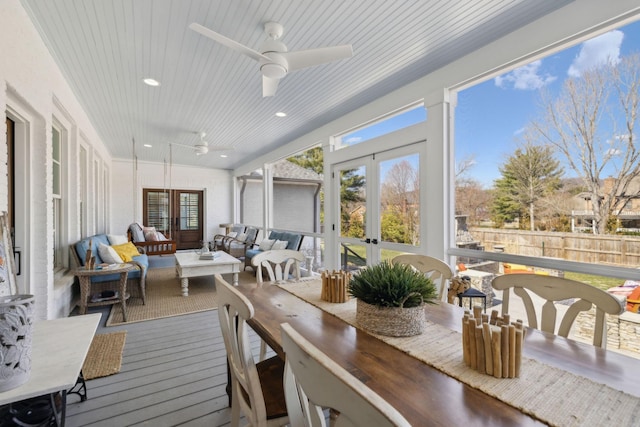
[492,143,563,230]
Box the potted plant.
[349,260,438,337]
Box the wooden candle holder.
[462,306,525,378]
[321,270,351,303]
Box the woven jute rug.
[106,267,256,326]
[280,279,640,427]
[82,331,127,380]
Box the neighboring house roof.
[241,159,323,182]
[272,160,323,181]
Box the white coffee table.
[174,251,242,296]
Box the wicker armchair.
[220,227,259,259]
[212,224,246,251]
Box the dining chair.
[491,274,624,348]
[391,254,454,301]
[280,322,411,427]
[215,274,289,427]
[252,249,305,360]
[252,249,305,284]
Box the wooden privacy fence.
[469,227,640,268]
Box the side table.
[74,263,134,322]
[457,288,487,312]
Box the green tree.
[492,143,563,230]
[380,210,407,242]
[287,146,323,174]
[288,147,366,234]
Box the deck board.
[65,306,264,426]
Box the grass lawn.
[563,272,625,291]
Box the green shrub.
[348,260,437,308]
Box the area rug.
[106,267,255,326]
[82,331,127,380]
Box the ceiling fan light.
[195,145,209,155]
[261,63,287,79]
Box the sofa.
[71,233,149,304]
[245,230,304,271]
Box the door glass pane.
[340,243,367,271]
[179,192,200,230]
[146,190,170,233]
[379,153,420,246]
[339,166,366,238]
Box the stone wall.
[574,309,640,355]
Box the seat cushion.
[90,253,148,284]
[245,248,262,261]
[129,223,146,242]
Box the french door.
[333,144,421,270]
[143,189,204,250]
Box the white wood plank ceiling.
[20,0,568,170]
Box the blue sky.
[456,19,640,187]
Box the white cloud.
[494,60,557,90]
[567,30,624,77]
[343,136,362,145]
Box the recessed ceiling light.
[220,154,228,158]
[143,78,160,87]
[143,144,152,148]
[275,111,287,117]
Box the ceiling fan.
[171,132,230,156]
[189,21,353,97]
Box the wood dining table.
[232,279,640,426]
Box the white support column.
[262,163,273,236]
[322,136,338,270]
[423,89,457,261]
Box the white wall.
[111,160,233,241]
[1,0,113,319]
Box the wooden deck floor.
[65,306,261,426]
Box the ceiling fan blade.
[263,76,280,97]
[189,23,269,63]
[283,45,353,72]
[170,142,194,149]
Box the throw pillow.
[258,238,275,251]
[142,226,156,234]
[111,242,140,262]
[107,234,128,245]
[227,231,238,238]
[272,240,288,250]
[145,230,160,241]
[97,243,124,264]
[236,233,247,242]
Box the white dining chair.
[492,274,624,348]
[252,249,305,284]
[391,254,453,301]
[215,274,289,427]
[253,249,305,361]
[280,322,411,427]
